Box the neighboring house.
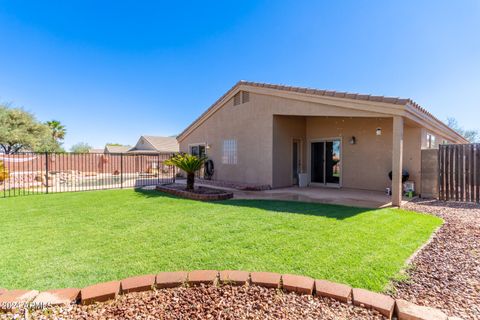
[88,148,104,154]
[128,136,179,154]
[177,81,467,206]
[104,145,130,154]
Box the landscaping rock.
[24,285,387,319]
[250,272,282,289]
[219,270,250,285]
[156,271,188,289]
[121,274,156,293]
[81,281,120,305]
[394,199,480,320]
[315,279,352,303]
[282,274,315,295]
[33,288,79,306]
[353,288,395,319]
[395,299,448,320]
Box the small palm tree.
[165,153,206,191]
[46,120,66,142]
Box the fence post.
[157,154,160,185]
[120,153,124,189]
[45,152,49,194]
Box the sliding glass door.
[310,139,341,186]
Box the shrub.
[165,153,206,191]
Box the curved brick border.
[156,184,233,201]
[0,270,459,320]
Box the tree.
[70,142,93,153]
[0,104,60,154]
[165,153,207,191]
[447,117,479,143]
[46,120,66,142]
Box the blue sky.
[0,1,479,149]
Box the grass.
[0,189,442,292]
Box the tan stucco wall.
[180,92,424,191]
[179,93,273,186]
[272,116,306,187]
[270,116,422,191]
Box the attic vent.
[233,92,241,106]
[233,91,250,106]
[242,91,249,103]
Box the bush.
[0,161,9,183]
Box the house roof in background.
[88,148,104,154]
[104,145,130,153]
[140,136,179,153]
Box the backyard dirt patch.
[394,199,480,320]
[21,285,385,320]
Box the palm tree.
[165,153,207,191]
[46,120,66,142]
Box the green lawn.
[0,189,442,292]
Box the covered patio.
[232,185,399,208]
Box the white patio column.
[392,116,404,207]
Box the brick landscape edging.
[0,270,458,320]
[156,185,234,201]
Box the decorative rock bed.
[0,270,459,320]
[156,183,234,201]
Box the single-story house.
[177,81,467,206]
[128,136,179,154]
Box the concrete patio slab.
[170,180,411,208]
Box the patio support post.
[392,116,404,207]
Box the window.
[427,133,436,149]
[190,144,206,157]
[222,139,237,164]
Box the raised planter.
[156,183,233,201]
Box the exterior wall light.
[376,128,382,136]
[349,136,356,145]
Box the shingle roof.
[178,80,465,142]
[88,148,104,154]
[142,136,179,152]
[105,145,130,153]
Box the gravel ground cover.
[4,285,385,320]
[394,199,480,320]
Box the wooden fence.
[438,144,480,202]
